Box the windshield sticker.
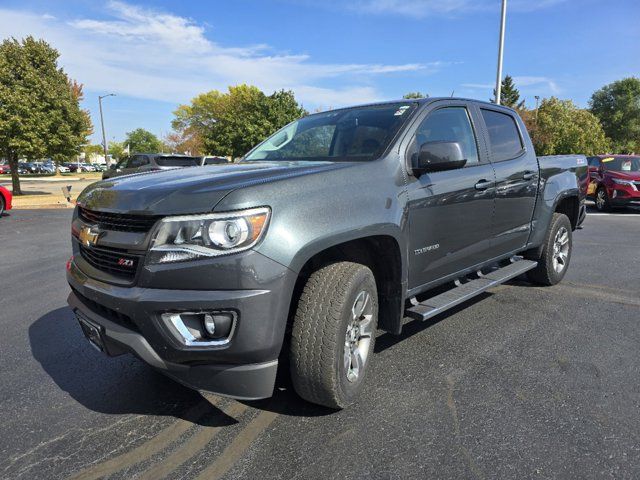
[602,157,615,162]
[577,157,587,165]
[394,106,411,116]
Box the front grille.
[79,244,140,281]
[72,287,139,332]
[78,207,159,233]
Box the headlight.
[148,207,270,264]
[612,178,637,190]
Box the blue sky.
[0,0,638,144]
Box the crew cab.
[587,155,640,211]
[67,98,587,409]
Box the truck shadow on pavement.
[28,307,239,427]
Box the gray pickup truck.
[67,98,588,409]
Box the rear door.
[405,101,496,290]
[479,107,539,256]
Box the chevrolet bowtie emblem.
[79,225,101,248]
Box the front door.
[406,103,496,290]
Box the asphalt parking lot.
[1,207,639,480]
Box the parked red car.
[587,155,640,211]
[0,185,12,216]
[0,164,10,175]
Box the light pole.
[534,95,540,123]
[99,94,115,167]
[494,0,507,105]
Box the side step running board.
[405,260,537,322]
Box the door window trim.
[479,107,527,163]
[403,102,485,173]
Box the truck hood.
[77,161,356,215]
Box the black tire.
[290,262,378,409]
[527,213,572,286]
[595,186,611,212]
[0,196,4,217]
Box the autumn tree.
[172,85,306,159]
[0,37,92,194]
[522,97,609,155]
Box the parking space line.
[67,400,216,480]
[137,401,249,480]
[194,410,279,480]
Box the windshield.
[602,156,640,172]
[244,103,417,162]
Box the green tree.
[0,37,92,194]
[492,75,525,109]
[522,97,609,155]
[124,128,162,153]
[590,77,640,153]
[108,141,126,161]
[403,92,427,99]
[173,85,306,158]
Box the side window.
[128,155,148,168]
[413,107,479,165]
[480,109,523,161]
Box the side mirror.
[414,141,467,175]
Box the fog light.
[161,311,237,347]
[203,314,216,337]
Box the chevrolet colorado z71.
[67,98,588,409]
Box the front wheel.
[527,213,572,286]
[595,186,611,212]
[290,262,378,409]
[0,196,4,217]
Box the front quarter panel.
[214,158,408,275]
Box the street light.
[494,0,507,105]
[98,94,115,167]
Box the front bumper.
[66,252,297,400]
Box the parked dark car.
[102,153,201,179]
[68,98,587,409]
[587,155,640,211]
[19,162,38,174]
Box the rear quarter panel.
[527,155,588,248]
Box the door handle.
[523,171,536,180]
[474,179,494,191]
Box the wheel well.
[290,236,403,334]
[555,196,579,229]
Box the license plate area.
[76,312,106,353]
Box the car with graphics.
[102,154,201,180]
[587,155,640,211]
[67,98,587,409]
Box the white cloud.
[0,2,445,108]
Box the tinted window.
[155,156,200,167]
[414,107,479,165]
[481,109,523,161]
[587,157,600,167]
[127,155,148,168]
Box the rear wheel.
[290,262,378,409]
[527,213,572,286]
[595,186,611,212]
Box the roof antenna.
[450,90,455,97]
